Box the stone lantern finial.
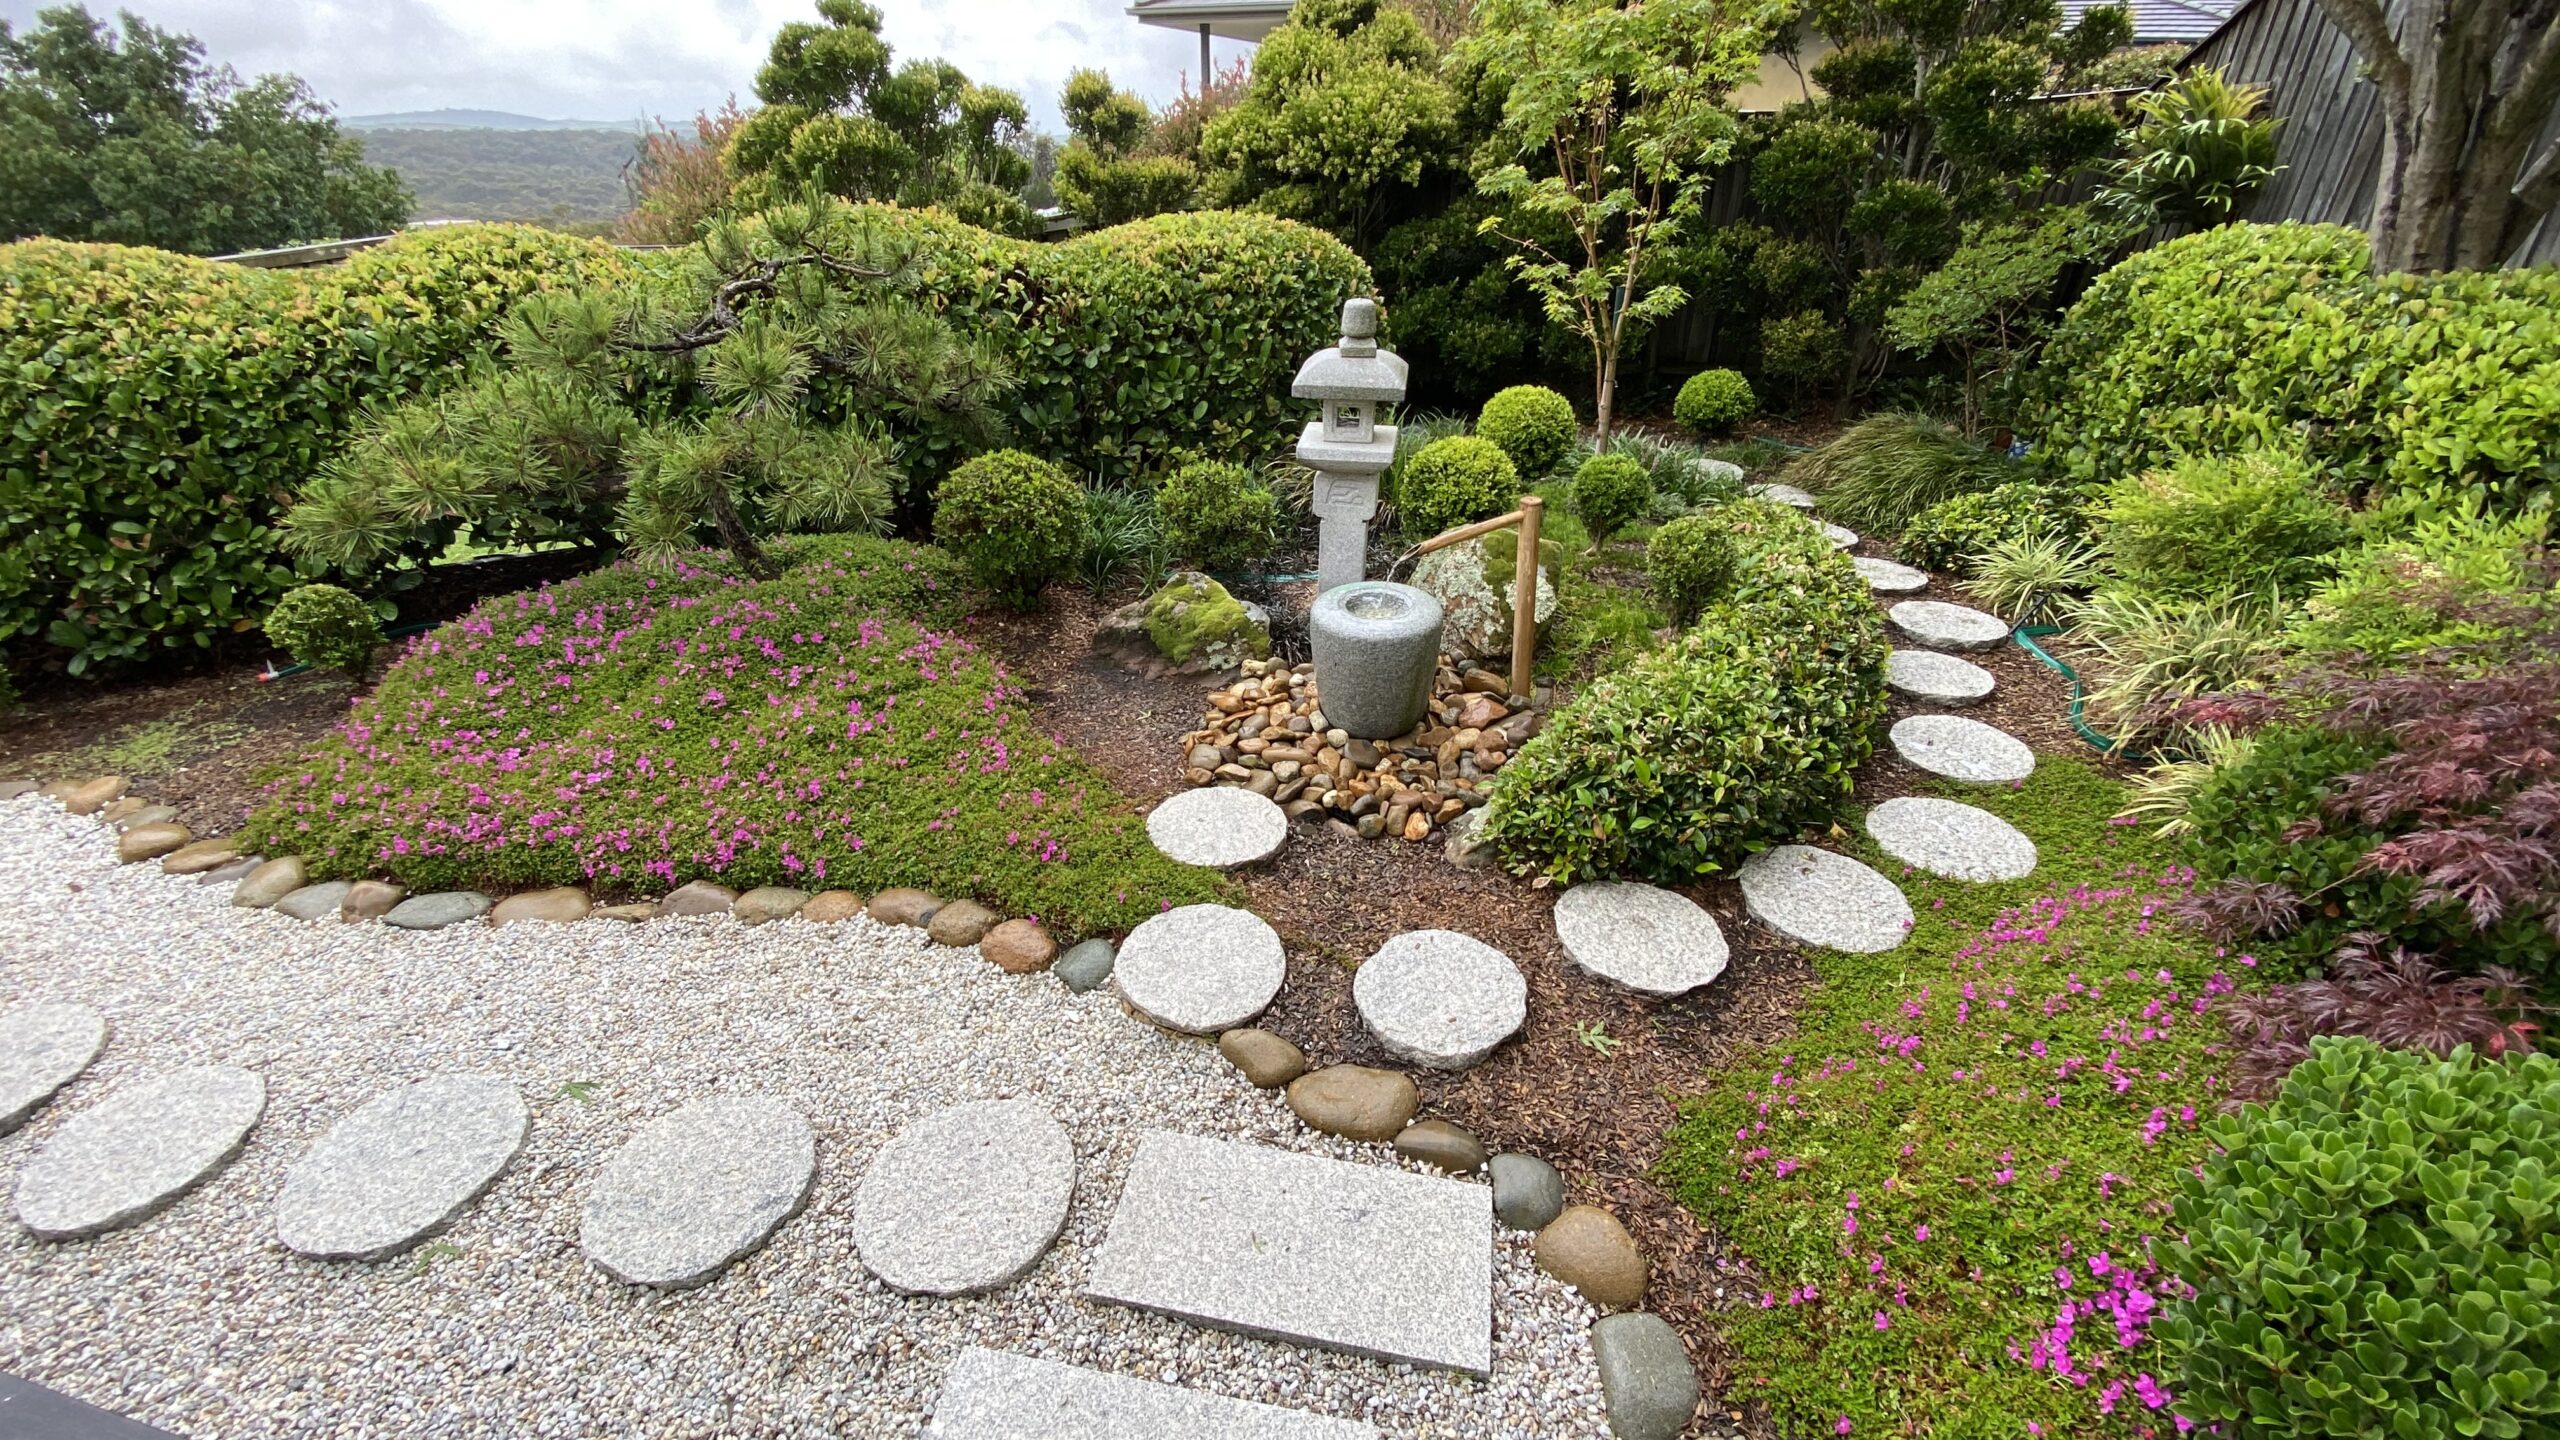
[1338,298,1379,358]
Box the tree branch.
[2314,0,2413,110]
[623,250,900,355]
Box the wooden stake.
[1510,495,1542,700]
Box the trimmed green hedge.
[0,226,633,672]
[2024,222,2560,512]
[1483,500,1888,882]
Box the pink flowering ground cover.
[1666,759,2247,1438]
[241,534,1222,937]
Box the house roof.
[2062,0,2237,44]
[1127,0,1295,43]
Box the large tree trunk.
[2317,0,2560,272]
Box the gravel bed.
[0,798,1609,1439]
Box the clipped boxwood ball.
[1476,385,1579,480]
[1571,452,1653,545]
[1646,512,1741,624]
[1397,436,1519,542]
[934,449,1088,608]
[1157,458,1282,573]
[265,583,386,680]
[1673,369,1756,437]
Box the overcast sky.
[0,0,1219,131]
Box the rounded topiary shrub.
[1476,385,1579,480]
[265,584,385,681]
[2160,1038,2560,1438]
[933,450,1088,607]
[1398,436,1519,542]
[1571,452,1653,546]
[1646,513,1741,624]
[1484,501,1888,883]
[1157,459,1282,573]
[1673,369,1756,437]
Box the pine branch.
[624,250,901,356]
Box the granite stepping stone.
[274,1074,529,1261]
[1352,930,1526,1070]
[580,1095,816,1290]
[1821,523,1858,549]
[13,1067,266,1239]
[1086,1129,1494,1374]
[1889,599,2010,650]
[1866,797,2039,882]
[273,881,354,923]
[1737,846,1912,954]
[1890,713,2036,784]
[1855,557,1931,594]
[1748,482,1816,509]
[1886,649,1995,706]
[930,1347,1380,1440]
[851,1099,1075,1296]
[1146,786,1289,870]
[1112,904,1287,1034]
[0,1002,108,1133]
[1552,881,1730,998]
[383,891,492,930]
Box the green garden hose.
[2011,623,2142,760]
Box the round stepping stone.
[0,1002,108,1133]
[1553,882,1730,998]
[1112,903,1287,1034]
[1890,713,2036,784]
[1886,649,1995,706]
[274,1075,528,1261]
[272,881,353,922]
[1822,523,1858,549]
[1352,930,1526,1070]
[383,891,492,930]
[1866,797,2038,882]
[1889,599,2010,651]
[580,1095,816,1290]
[1855,556,1930,594]
[1749,481,1816,509]
[850,1099,1075,1296]
[1737,846,1911,954]
[1145,786,1288,870]
[13,1067,266,1239]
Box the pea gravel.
[0,798,1611,1439]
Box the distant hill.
[355,128,643,225]
[345,109,644,133]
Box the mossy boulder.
[1411,537,1560,663]
[1099,571,1271,675]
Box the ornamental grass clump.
[1483,501,1886,882]
[239,534,1220,937]
[1781,412,2018,534]
[2159,1039,2560,1439]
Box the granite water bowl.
[1311,582,1443,740]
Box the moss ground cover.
[242,535,1221,937]
[1666,759,2245,1438]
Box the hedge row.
[2022,222,2560,512]
[0,226,633,672]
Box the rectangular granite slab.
[927,1347,1380,1439]
[1083,1129,1493,1374]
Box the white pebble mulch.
[0,799,1608,1440]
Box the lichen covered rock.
[1410,538,1558,663]
[1099,571,1271,674]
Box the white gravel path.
[0,799,1610,1440]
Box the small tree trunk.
[707,485,772,578]
[1594,347,1618,454]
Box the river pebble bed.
[0,798,1608,1439]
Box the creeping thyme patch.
[1666,760,2235,1438]
[243,535,1221,938]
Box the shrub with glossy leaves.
[1156,458,1282,572]
[2096,448,2353,600]
[1484,502,1887,882]
[264,584,384,681]
[1646,512,1740,624]
[1570,453,1653,546]
[933,450,1087,607]
[1673,368,1756,437]
[1899,481,2065,571]
[2159,1038,2560,1438]
[1397,435,1518,541]
[1476,385,1579,480]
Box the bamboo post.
[1510,495,1542,700]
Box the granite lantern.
[1293,298,1408,596]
